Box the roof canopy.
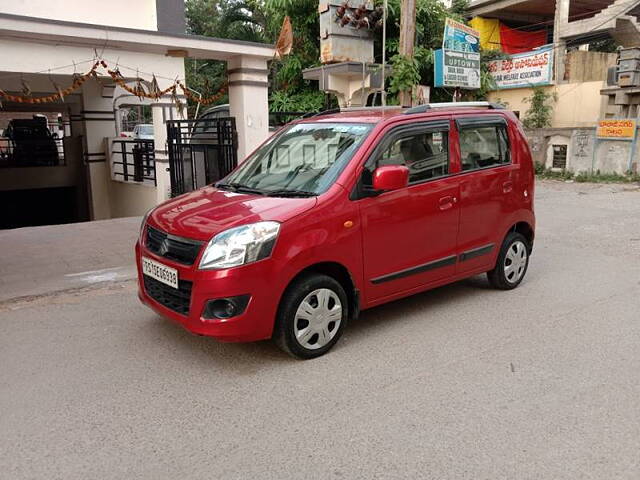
[0,13,275,61]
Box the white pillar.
[227,55,269,161]
[554,0,570,84]
[151,102,179,204]
[81,79,116,220]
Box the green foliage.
[264,0,326,112]
[535,166,640,184]
[574,171,640,183]
[381,0,457,102]
[536,167,574,181]
[534,161,545,175]
[185,0,483,111]
[186,0,267,41]
[449,0,470,16]
[184,0,268,114]
[388,54,421,95]
[269,90,326,113]
[522,86,558,129]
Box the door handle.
[439,195,455,211]
[503,181,514,193]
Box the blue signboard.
[437,18,481,90]
[435,49,481,89]
[443,18,480,53]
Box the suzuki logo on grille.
[158,238,170,256]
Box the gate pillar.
[152,102,176,203]
[228,56,269,161]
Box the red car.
[136,103,535,359]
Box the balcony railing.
[110,139,156,186]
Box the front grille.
[144,275,193,316]
[145,225,203,265]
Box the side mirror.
[372,165,409,192]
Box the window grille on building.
[552,144,567,169]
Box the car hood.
[148,186,317,241]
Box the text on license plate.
[142,257,178,289]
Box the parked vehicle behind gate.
[136,103,535,359]
[4,117,59,167]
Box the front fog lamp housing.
[199,221,280,270]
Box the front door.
[357,119,460,303]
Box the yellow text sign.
[596,119,637,140]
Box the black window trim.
[455,115,507,129]
[456,116,512,173]
[363,119,452,186]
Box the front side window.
[221,122,372,196]
[459,124,510,171]
[373,127,450,184]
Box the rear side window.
[459,121,510,172]
[373,125,450,184]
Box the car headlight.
[199,221,280,270]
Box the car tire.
[273,273,348,359]
[487,232,530,290]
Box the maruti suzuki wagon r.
[136,103,535,359]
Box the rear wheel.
[487,232,530,290]
[273,273,347,359]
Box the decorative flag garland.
[0,59,227,107]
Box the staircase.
[561,0,640,47]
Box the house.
[468,0,640,173]
[0,0,273,228]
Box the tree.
[522,86,557,128]
[184,0,484,112]
[184,0,269,115]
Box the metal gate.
[166,118,238,197]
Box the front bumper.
[135,242,282,342]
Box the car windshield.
[138,125,154,135]
[220,122,372,196]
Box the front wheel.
[273,273,348,359]
[487,232,530,290]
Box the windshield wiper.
[265,189,317,198]
[216,182,266,195]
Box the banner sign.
[436,18,481,90]
[596,119,637,140]
[434,49,481,89]
[486,47,553,89]
[443,18,480,53]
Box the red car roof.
[302,106,512,125]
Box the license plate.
[142,256,178,289]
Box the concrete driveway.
[1,181,639,479]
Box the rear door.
[454,114,518,273]
[356,118,461,303]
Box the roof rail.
[303,108,341,118]
[404,102,506,115]
[340,106,403,112]
[303,106,402,118]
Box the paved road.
[0,216,139,302]
[1,181,639,479]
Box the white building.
[0,0,273,228]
